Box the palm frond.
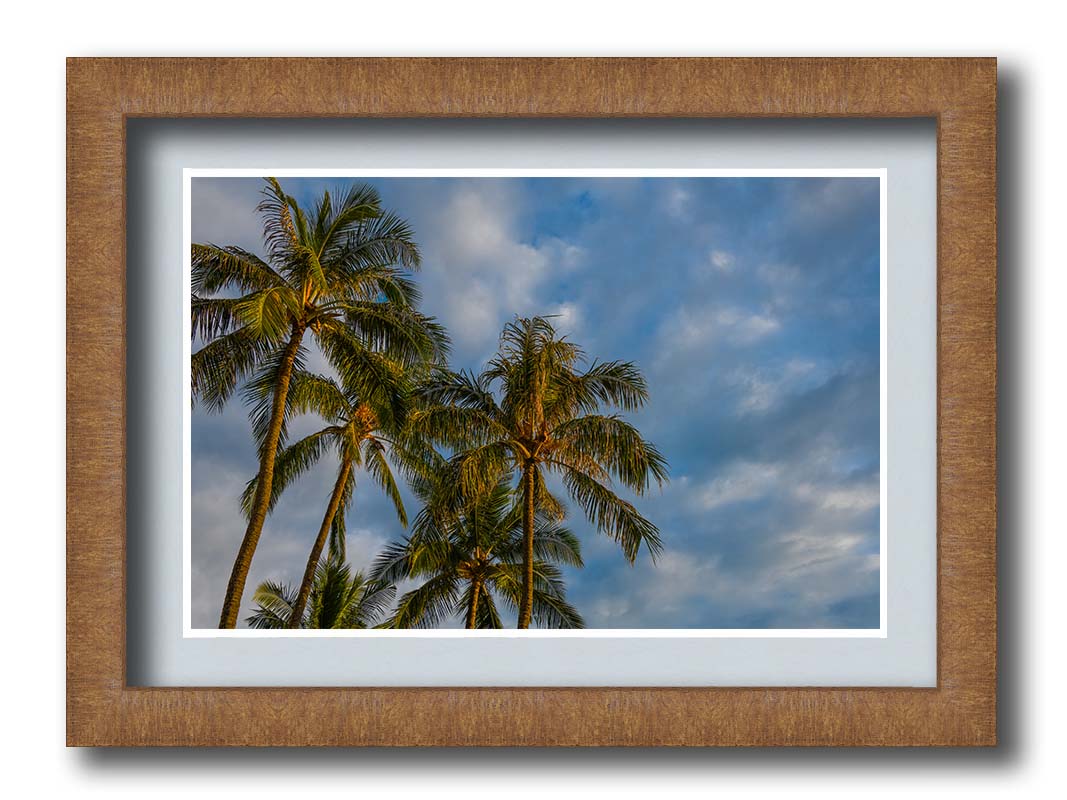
[285,371,350,423]
[257,178,304,266]
[239,428,336,518]
[298,560,396,629]
[387,573,460,629]
[531,524,584,567]
[532,465,568,523]
[335,209,422,274]
[550,359,650,419]
[241,344,311,457]
[351,578,398,628]
[328,503,348,563]
[559,466,663,563]
[416,369,501,414]
[325,263,421,307]
[314,183,381,261]
[496,521,584,568]
[552,414,669,493]
[314,319,409,427]
[191,295,242,342]
[369,540,417,585]
[488,563,584,629]
[406,405,507,451]
[362,437,408,527]
[326,462,356,562]
[232,285,301,341]
[191,327,281,412]
[529,587,585,629]
[245,580,299,629]
[309,558,352,629]
[191,243,285,295]
[340,301,451,367]
[474,588,503,629]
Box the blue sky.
[190,175,881,629]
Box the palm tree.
[410,316,668,628]
[241,369,409,628]
[246,556,396,630]
[192,177,447,627]
[372,471,585,629]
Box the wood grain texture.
[66,57,997,747]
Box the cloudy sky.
[190,175,881,629]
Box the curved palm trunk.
[218,326,305,628]
[517,462,537,629]
[465,578,482,629]
[288,459,353,628]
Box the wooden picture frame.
[67,57,997,747]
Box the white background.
[0,0,1059,796]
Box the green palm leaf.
[559,466,663,563]
[191,243,285,295]
[190,327,281,412]
[247,559,396,630]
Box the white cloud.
[666,185,690,218]
[685,452,878,539]
[727,358,820,414]
[417,184,583,361]
[693,461,782,510]
[661,306,781,359]
[709,249,735,272]
[794,482,880,513]
[547,301,583,337]
[712,308,780,343]
[551,240,587,270]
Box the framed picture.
[67,57,997,746]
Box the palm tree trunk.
[465,578,482,629]
[288,459,353,628]
[517,461,536,629]
[218,325,305,628]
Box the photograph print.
[187,171,884,632]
